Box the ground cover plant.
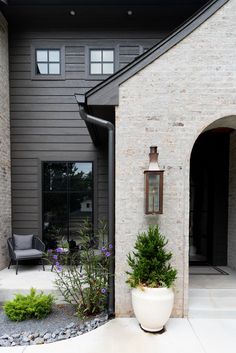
[3,288,54,321]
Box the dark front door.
[189,129,231,266]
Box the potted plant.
[126,225,177,332]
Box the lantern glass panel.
[148,173,160,213]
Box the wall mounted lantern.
[144,146,164,214]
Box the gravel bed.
[0,304,108,347]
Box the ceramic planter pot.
[131,287,174,332]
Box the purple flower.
[55,261,60,266]
[56,265,62,272]
[108,244,113,250]
[53,255,58,260]
[56,247,63,253]
[101,246,106,252]
[101,288,107,294]
[105,251,111,257]
[47,249,52,253]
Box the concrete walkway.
[0,266,62,303]
[1,317,236,353]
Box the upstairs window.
[36,49,61,75]
[90,49,114,75]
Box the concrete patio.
[0,266,63,303]
[0,317,236,353]
[1,265,236,352]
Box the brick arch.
[185,116,236,166]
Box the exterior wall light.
[144,146,164,214]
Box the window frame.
[86,45,118,79]
[31,45,65,80]
[89,49,115,75]
[41,160,95,245]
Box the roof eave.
[85,0,229,106]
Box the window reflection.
[43,162,93,249]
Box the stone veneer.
[115,0,236,317]
[0,12,11,270]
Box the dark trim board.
[83,0,229,106]
[3,0,209,6]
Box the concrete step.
[189,288,236,297]
[188,308,236,319]
[189,289,236,318]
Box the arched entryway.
[189,127,233,266]
[189,117,236,318]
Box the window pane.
[43,162,67,191]
[148,174,160,213]
[103,63,114,74]
[43,161,93,248]
[69,192,93,242]
[37,63,48,75]
[103,50,114,62]
[36,50,48,62]
[69,162,92,192]
[49,63,60,74]
[43,193,68,249]
[49,50,60,62]
[90,63,102,74]
[90,50,102,62]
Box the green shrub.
[126,225,177,288]
[3,288,54,321]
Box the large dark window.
[43,162,93,249]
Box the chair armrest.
[7,238,16,260]
[33,237,45,252]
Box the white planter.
[131,287,174,332]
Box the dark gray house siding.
[10,28,170,238]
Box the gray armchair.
[7,234,45,274]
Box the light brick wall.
[228,131,236,270]
[0,12,11,270]
[115,0,236,317]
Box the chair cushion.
[13,234,33,250]
[14,249,43,259]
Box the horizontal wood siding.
[10,27,169,238]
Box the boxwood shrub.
[3,288,54,321]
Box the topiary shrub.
[3,288,54,321]
[126,225,177,288]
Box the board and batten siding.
[9,28,169,238]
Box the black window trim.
[85,45,119,79]
[31,44,65,81]
[89,48,115,76]
[41,160,95,245]
[35,48,61,76]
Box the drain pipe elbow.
[77,100,114,132]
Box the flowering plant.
[47,221,113,319]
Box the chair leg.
[16,260,19,275]
[8,259,12,269]
[41,258,45,271]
